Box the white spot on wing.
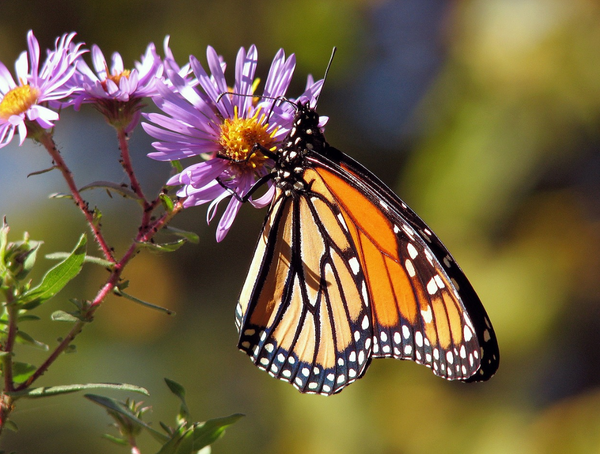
[464,326,473,342]
[337,213,348,231]
[421,306,433,324]
[358,350,365,364]
[362,282,369,306]
[349,257,360,275]
[434,275,445,289]
[415,331,424,347]
[427,278,438,295]
[362,315,369,330]
[402,224,415,239]
[402,325,411,339]
[405,259,416,277]
[407,243,418,259]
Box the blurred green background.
[2,0,600,452]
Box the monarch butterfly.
[234,101,499,395]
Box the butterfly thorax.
[273,102,327,197]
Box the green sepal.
[15,330,49,350]
[18,235,87,309]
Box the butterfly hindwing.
[237,185,373,395]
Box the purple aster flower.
[162,36,196,89]
[143,45,323,242]
[69,41,162,131]
[0,31,84,149]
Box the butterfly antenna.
[216,91,295,125]
[315,47,337,105]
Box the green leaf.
[11,362,37,383]
[14,240,42,280]
[48,192,73,200]
[45,252,114,269]
[85,394,168,443]
[160,193,175,212]
[18,235,87,308]
[17,314,40,322]
[192,414,244,450]
[102,434,128,446]
[137,239,187,253]
[27,165,58,177]
[163,226,200,244]
[15,330,49,350]
[92,206,102,228]
[156,426,195,454]
[171,160,183,174]
[51,310,85,323]
[3,418,18,432]
[11,382,149,399]
[164,378,190,422]
[113,288,175,315]
[79,181,142,202]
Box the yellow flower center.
[218,107,276,170]
[0,85,40,120]
[101,68,131,92]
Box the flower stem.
[1,289,18,433]
[117,128,147,203]
[38,132,115,263]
